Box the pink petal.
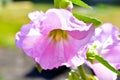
[31,31,90,69]
[92,63,117,80]
[103,45,120,69]
[67,24,94,40]
[95,23,118,43]
[16,26,41,57]
[16,24,33,48]
[40,11,62,34]
[33,36,87,69]
[28,11,45,21]
[35,39,64,69]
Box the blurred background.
[0,0,120,80]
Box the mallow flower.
[88,23,120,80]
[15,9,94,70]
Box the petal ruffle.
[16,24,41,57]
[67,24,94,40]
[16,23,33,48]
[95,23,118,43]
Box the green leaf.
[77,66,88,80]
[70,0,91,8]
[54,0,73,9]
[59,0,72,9]
[73,13,102,27]
[69,70,81,80]
[95,55,120,75]
[87,74,98,80]
[54,0,60,8]
[36,63,42,72]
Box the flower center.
[48,29,68,42]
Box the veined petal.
[33,34,87,69]
[35,39,64,69]
[29,29,90,69]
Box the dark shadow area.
[83,0,120,5]
[117,70,120,80]
[25,66,70,80]
[117,76,120,80]
[83,64,95,75]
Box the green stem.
[77,65,88,80]
[95,55,120,75]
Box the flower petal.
[67,24,94,40]
[92,63,117,80]
[34,36,87,69]
[103,45,120,69]
[40,10,62,34]
[95,23,118,43]
[35,39,64,69]
[16,24,32,48]
[16,24,41,57]
[28,11,45,21]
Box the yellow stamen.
[48,29,68,42]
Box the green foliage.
[0,3,52,48]
[59,0,72,9]
[0,75,4,80]
[54,0,59,8]
[68,70,81,80]
[54,0,72,9]
[73,13,101,27]
[54,0,91,9]
[70,0,91,8]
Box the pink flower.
[89,23,120,80]
[16,9,94,70]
